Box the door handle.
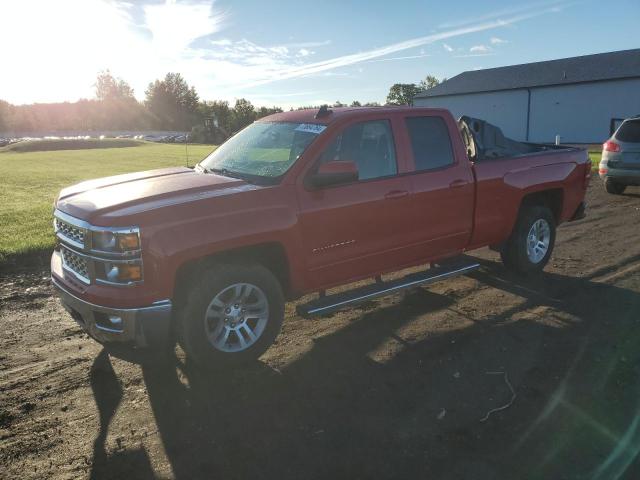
[449,179,467,189]
[384,190,409,200]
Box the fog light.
[104,263,142,283]
[108,315,122,326]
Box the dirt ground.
[2,182,640,480]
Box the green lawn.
[589,151,601,170]
[0,142,215,266]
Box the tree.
[256,106,283,118]
[196,100,233,143]
[230,98,256,133]
[350,100,362,107]
[95,70,134,101]
[145,73,200,130]
[419,75,442,91]
[0,100,11,133]
[386,83,423,106]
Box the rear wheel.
[179,263,284,369]
[501,205,556,275]
[604,178,626,195]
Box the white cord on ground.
[480,371,516,422]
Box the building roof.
[415,48,640,98]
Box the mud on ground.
[1,183,640,479]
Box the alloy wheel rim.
[204,283,269,352]
[526,219,551,264]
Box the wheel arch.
[519,188,564,224]
[490,187,563,252]
[172,242,292,311]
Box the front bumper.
[52,277,172,348]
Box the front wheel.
[501,205,556,275]
[179,263,284,369]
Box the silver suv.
[599,117,640,194]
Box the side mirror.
[309,161,359,188]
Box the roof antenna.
[185,134,189,168]
[184,121,190,168]
[315,104,333,119]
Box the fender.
[147,187,304,299]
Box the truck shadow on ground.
[90,260,640,480]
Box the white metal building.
[414,49,640,144]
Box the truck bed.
[459,116,579,161]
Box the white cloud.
[470,45,491,53]
[210,38,233,46]
[365,53,432,63]
[282,40,331,49]
[443,43,454,52]
[143,0,226,57]
[437,0,569,30]
[454,53,496,58]
[490,37,508,44]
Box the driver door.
[296,117,413,290]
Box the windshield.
[198,121,325,180]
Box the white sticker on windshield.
[295,123,326,135]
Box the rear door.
[400,113,475,260]
[295,116,413,290]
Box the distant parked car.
[600,116,640,194]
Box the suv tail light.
[603,141,620,152]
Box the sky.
[1,0,639,109]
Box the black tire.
[179,263,284,369]
[604,178,626,195]
[500,205,556,275]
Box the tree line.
[0,71,444,142]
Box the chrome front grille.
[53,209,143,286]
[60,246,90,283]
[55,218,86,247]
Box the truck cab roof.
[260,106,452,125]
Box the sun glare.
[0,1,146,103]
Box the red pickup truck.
[51,106,590,368]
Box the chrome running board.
[297,260,480,318]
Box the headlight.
[92,229,140,253]
[96,261,143,284]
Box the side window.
[318,120,397,180]
[405,116,455,171]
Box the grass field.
[0,142,215,266]
[589,150,601,170]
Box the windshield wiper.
[206,167,258,184]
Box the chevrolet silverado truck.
[51,106,590,367]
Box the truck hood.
[56,167,253,224]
